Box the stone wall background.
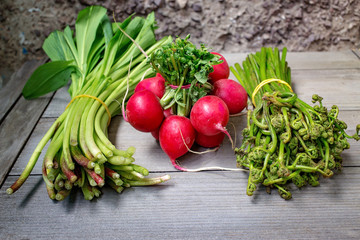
[1,0,359,85]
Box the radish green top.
[149,35,221,116]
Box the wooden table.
[1,51,359,239]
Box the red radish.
[151,128,160,140]
[195,131,225,148]
[134,75,165,98]
[126,90,164,132]
[159,111,243,172]
[150,110,171,140]
[163,108,173,118]
[208,52,230,83]
[190,95,233,147]
[159,115,196,171]
[156,73,165,79]
[212,79,248,114]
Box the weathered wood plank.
[42,67,360,118]
[1,168,360,240]
[0,92,54,186]
[41,86,70,118]
[224,50,360,70]
[9,109,360,176]
[9,119,53,175]
[0,59,46,123]
[291,68,360,110]
[286,50,360,69]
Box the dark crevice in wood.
[0,94,22,125]
[351,48,360,60]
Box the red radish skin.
[208,52,230,83]
[195,131,225,148]
[134,76,165,98]
[159,115,196,171]
[190,95,234,147]
[156,73,165,79]
[151,128,160,140]
[151,107,173,140]
[190,96,229,136]
[126,90,164,132]
[163,108,173,118]
[212,79,248,114]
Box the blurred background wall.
[1,0,359,86]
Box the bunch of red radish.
[125,52,248,171]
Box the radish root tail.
[216,124,234,149]
[229,122,237,147]
[170,158,187,171]
[178,126,219,155]
[229,111,248,117]
[170,158,248,172]
[121,56,133,122]
[140,68,152,82]
[172,126,245,172]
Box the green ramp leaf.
[22,60,76,99]
[75,6,107,74]
[42,30,75,62]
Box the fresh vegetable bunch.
[231,47,360,199]
[7,6,171,201]
[125,36,248,171]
